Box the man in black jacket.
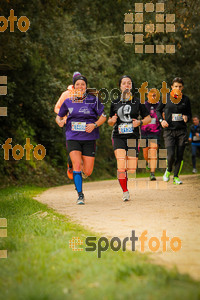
[156,77,192,184]
[189,116,200,173]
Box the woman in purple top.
[141,91,161,181]
[56,75,106,204]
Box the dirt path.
[34,175,200,280]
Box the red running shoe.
[67,164,73,180]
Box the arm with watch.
[85,112,107,133]
[159,119,169,128]
[132,115,151,127]
[156,102,169,128]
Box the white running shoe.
[173,177,183,185]
[163,169,171,182]
[77,193,85,205]
[123,191,130,202]
[192,168,197,174]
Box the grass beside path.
[0,186,199,300]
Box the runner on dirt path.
[188,115,200,173]
[108,75,151,201]
[54,71,81,180]
[141,92,161,181]
[156,77,192,184]
[56,75,106,205]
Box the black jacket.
[156,93,192,130]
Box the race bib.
[172,114,183,121]
[118,123,133,134]
[71,122,86,131]
[150,118,156,125]
[193,135,200,141]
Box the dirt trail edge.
[34,175,200,280]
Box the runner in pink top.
[54,72,81,123]
[141,97,161,181]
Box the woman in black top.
[108,75,151,201]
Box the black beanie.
[73,75,87,86]
[118,75,135,93]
